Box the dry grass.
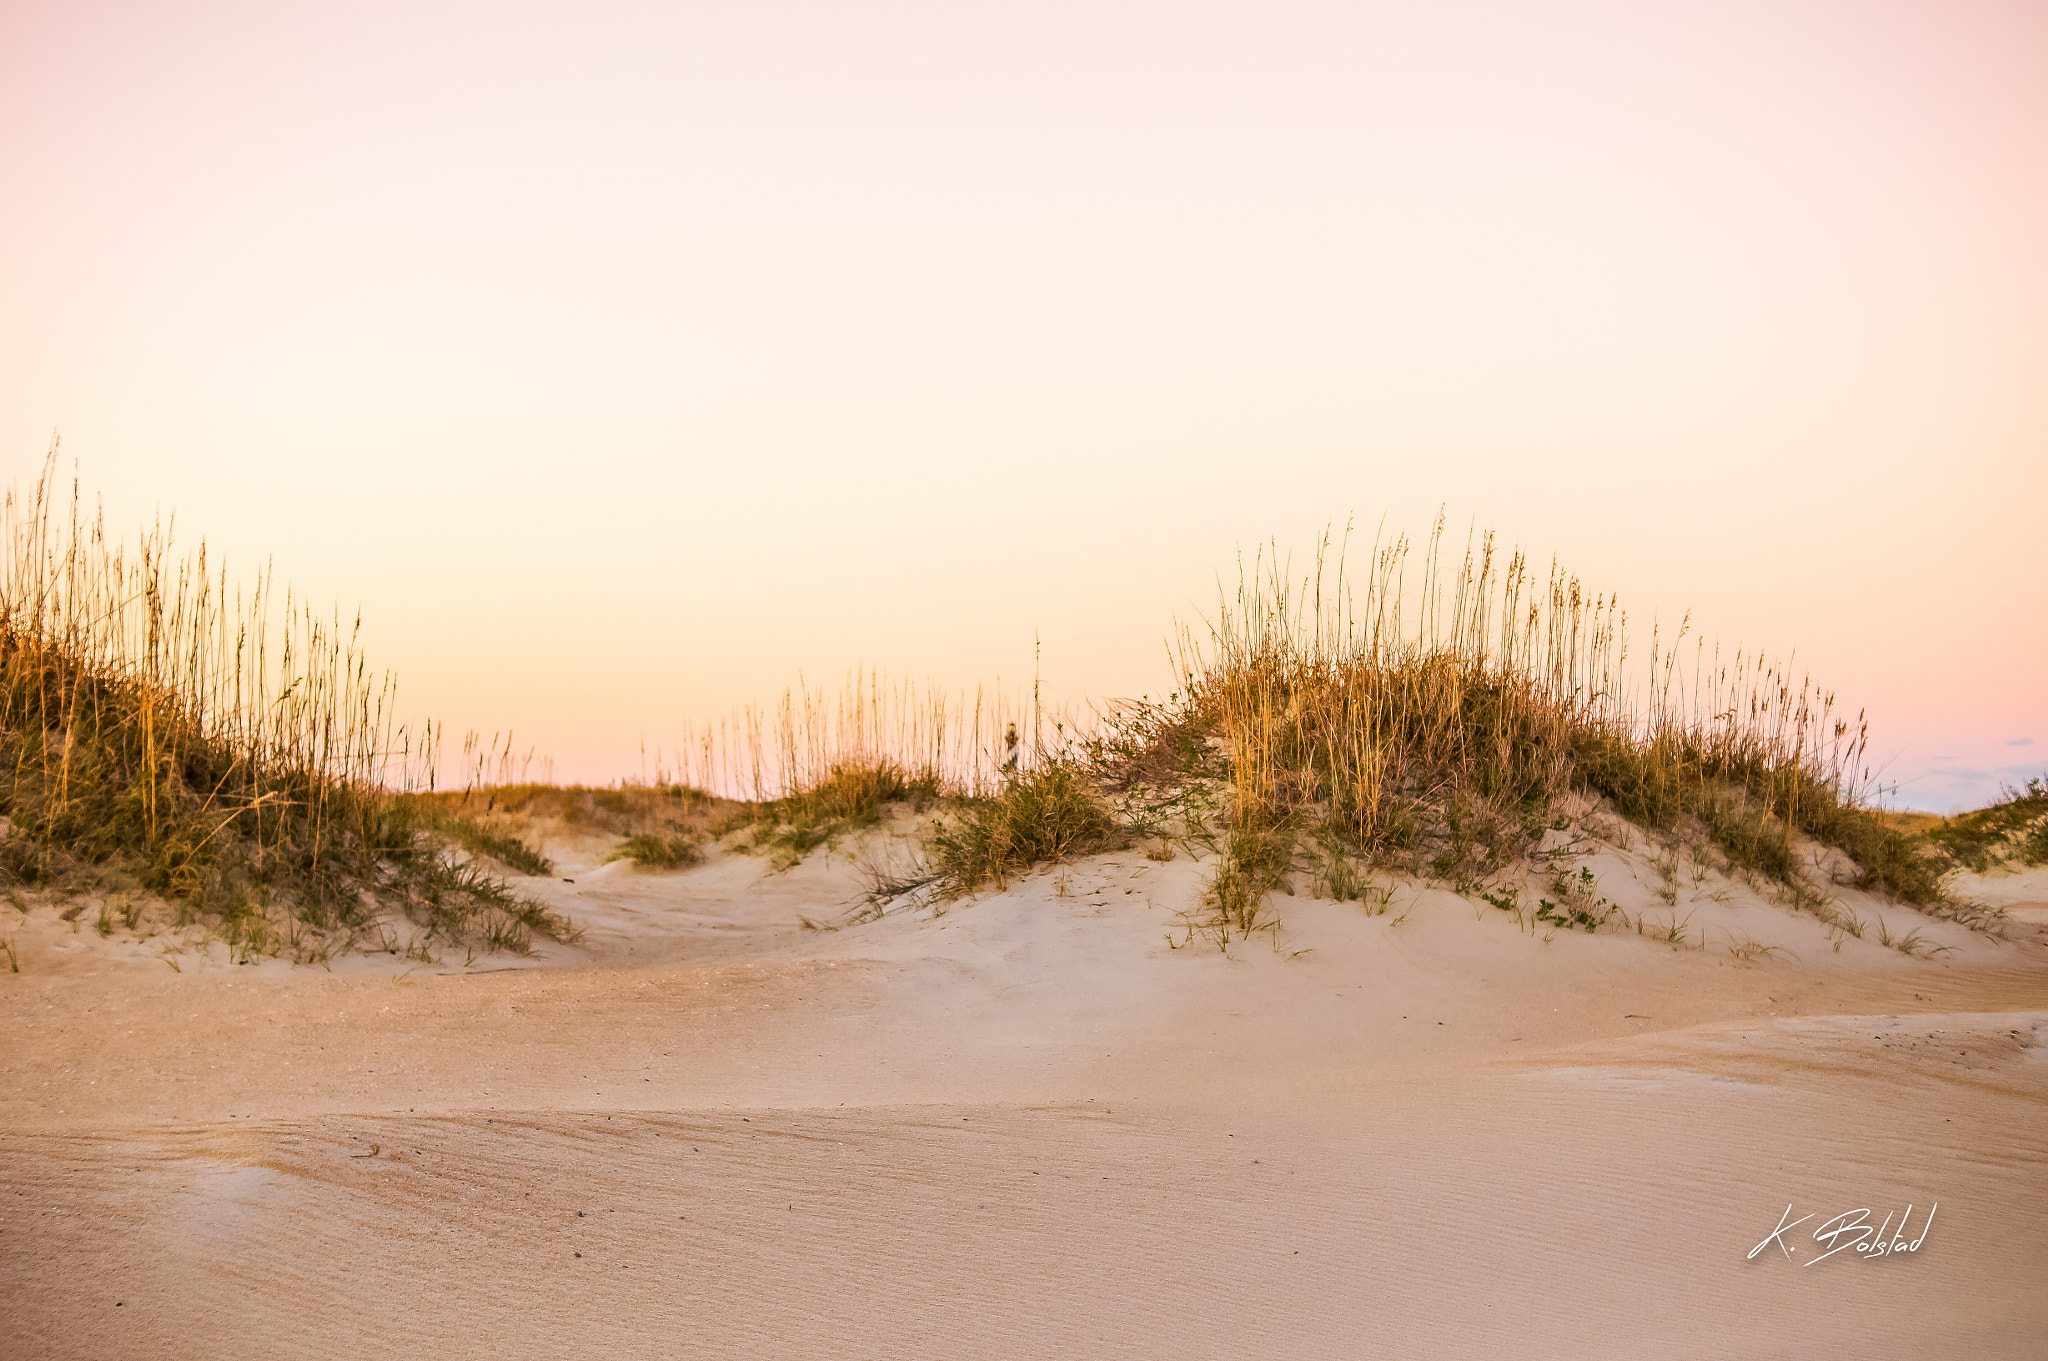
[1915,777,2048,875]
[643,671,1073,875]
[606,832,704,870]
[735,760,942,869]
[1091,518,1952,942]
[657,669,1048,804]
[431,813,555,876]
[930,764,1126,893]
[1873,810,1947,836]
[402,781,724,870]
[0,454,569,960]
[15,448,1991,964]
[592,518,1981,943]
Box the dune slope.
[5,829,2046,1358]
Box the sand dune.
[1950,864,2048,926]
[5,825,2046,1357]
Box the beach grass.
[0,455,569,960]
[5,454,1992,957]
[1083,519,1955,940]
[593,519,1978,939]
[606,832,704,870]
[930,763,1126,892]
[1914,778,2048,874]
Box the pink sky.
[2,0,2043,809]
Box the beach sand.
[5,826,2045,1358]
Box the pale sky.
[3,0,2043,809]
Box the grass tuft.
[607,832,703,870]
[930,764,1125,893]
[432,813,555,876]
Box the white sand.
[4,821,2045,1358]
[1948,863,2048,925]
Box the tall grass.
[634,670,1084,869]
[657,669,1054,804]
[1095,520,1943,937]
[20,443,1942,958]
[607,520,1948,926]
[0,456,566,959]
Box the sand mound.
[5,815,2045,1357]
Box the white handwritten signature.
[1748,1203,1936,1265]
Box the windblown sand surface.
[6,830,2046,1358]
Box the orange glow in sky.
[3,0,2042,809]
